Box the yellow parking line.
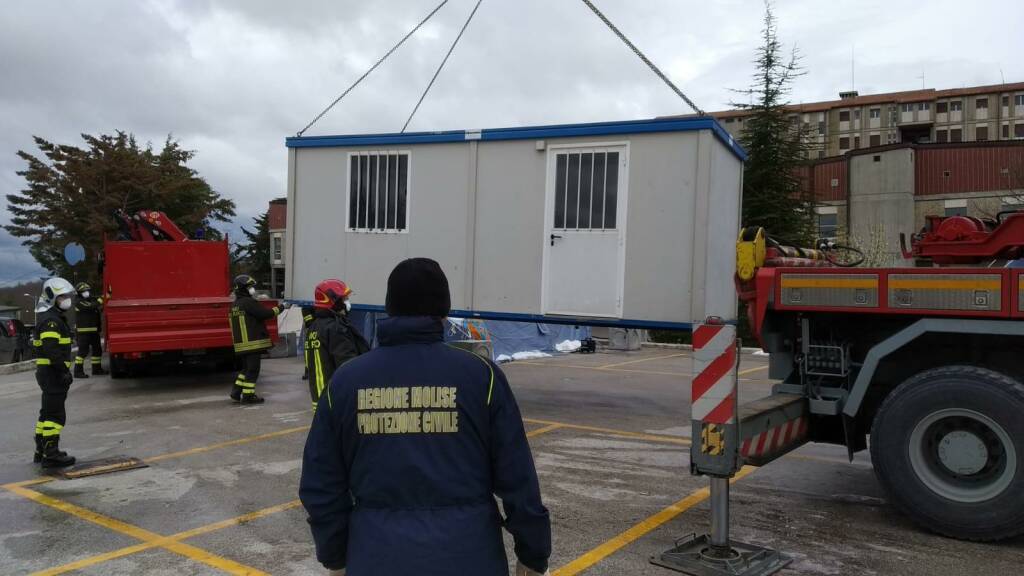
[32,500,304,576]
[524,418,691,446]
[553,466,756,576]
[597,353,688,369]
[145,425,309,463]
[527,423,565,438]
[738,364,769,376]
[5,484,270,576]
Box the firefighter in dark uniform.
[73,282,107,378]
[306,279,370,412]
[32,278,77,468]
[300,258,552,576]
[228,274,280,404]
[301,304,315,381]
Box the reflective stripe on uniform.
[91,358,101,364]
[39,331,62,340]
[237,381,255,389]
[64,361,72,368]
[313,351,326,399]
[36,359,51,366]
[59,338,72,345]
[75,357,84,364]
[233,339,271,353]
[272,307,280,315]
[40,421,63,437]
[77,327,98,333]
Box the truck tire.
[109,356,128,379]
[871,365,1024,541]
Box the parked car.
[0,318,32,364]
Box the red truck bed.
[102,237,278,372]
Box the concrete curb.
[0,360,36,375]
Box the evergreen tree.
[5,132,236,281]
[232,209,271,287]
[733,2,816,246]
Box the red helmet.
[314,279,353,310]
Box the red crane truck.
[101,210,278,377]
[723,212,1024,543]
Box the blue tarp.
[343,311,590,362]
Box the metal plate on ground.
[652,534,791,576]
[52,456,148,479]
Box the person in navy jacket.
[299,258,551,576]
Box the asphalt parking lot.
[1,348,1022,575]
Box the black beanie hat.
[385,258,451,317]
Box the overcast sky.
[2,0,1021,285]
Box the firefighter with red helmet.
[228,274,280,404]
[305,279,370,411]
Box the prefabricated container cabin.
[285,117,745,329]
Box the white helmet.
[36,277,76,312]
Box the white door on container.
[543,146,628,317]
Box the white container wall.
[285,118,745,328]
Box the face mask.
[248,287,256,296]
[344,300,352,312]
[58,297,72,311]
[81,291,90,299]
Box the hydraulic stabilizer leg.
[651,321,791,576]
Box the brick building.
[268,198,287,298]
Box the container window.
[817,212,838,240]
[348,152,410,232]
[554,150,619,231]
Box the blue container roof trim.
[286,117,747,161]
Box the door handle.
[550,233,563,246]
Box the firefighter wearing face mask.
[228,274,280,404]
[32,277,77,468]
[73,282,107,378]
[306,279,370,412]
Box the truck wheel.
[871,365,1024,541]
[109,357,128,379]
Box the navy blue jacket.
[299,316,551,575]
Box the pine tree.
[5,132,236,282]
[733,2,817,246]
[232,209,271,287]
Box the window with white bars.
[553,151,620,230]
[347,152,410,232]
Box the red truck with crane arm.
[730,212,1024,542]
[101,210,278,377]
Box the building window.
[348,151,410,232]
[936,102,948,114]
[944,199,967,217]
[1003,96,1010,107]
[1016,124,1024,139]
[870,134,881,147]
[272,236,282,261]
[901,103,914,113]
[839,110,850,122]
[818,121,825,135]
[854,109,861,120]
[936,129,947,143]
[839,137,850,150]
[976,98,988,109]
[919,102,930,111]
[869,108,881,119]
[737,118,743,123]
[554,150,620,230]
[1004,124,1011,139]
[1002,197,1024,214]
[817,150,825,159]
[976,125,989,141]
[725,118,734,123]
[1016,95,1024,107]
[950,101,963,112]
[950,128,962,142]
[816,209,838,240]
[854,136,861,148]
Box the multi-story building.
[714,82,1024,159]
[268,198,287,298]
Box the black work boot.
[230,385,243,402]
[74,365,89,379]
[91,364,108,376]
[240,393,265,405]
[41,438,75,469]
[33,434,43,463]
